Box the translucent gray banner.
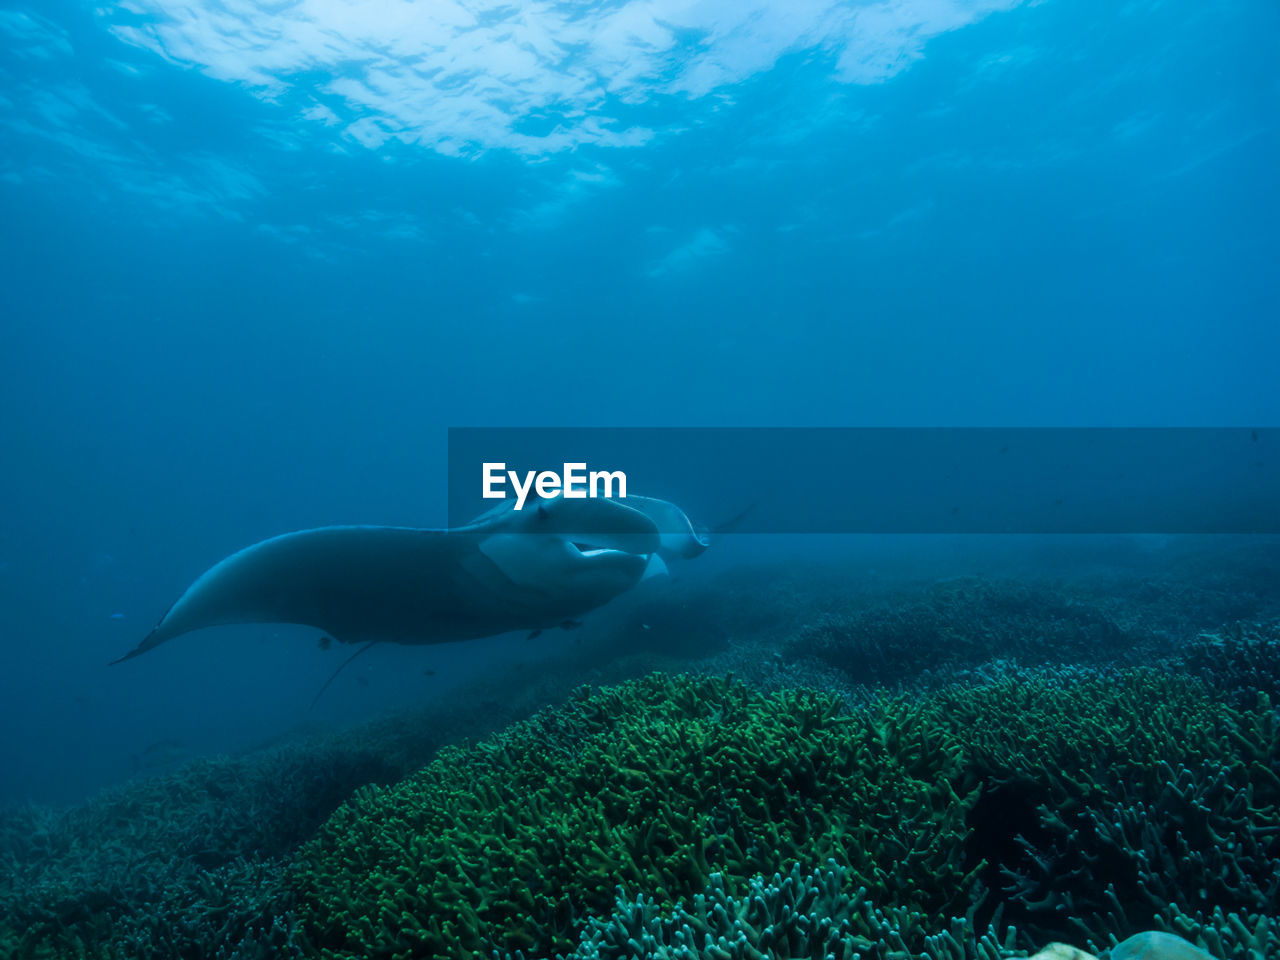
[447,428,1277,533]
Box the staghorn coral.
[1143,903,1278,960]
[294,673,982,960]
[296,667,1280,960]
[784,578,1134,686]
[551,859,1023,960]
[0,633,701,960]
[7,662,1277,960]
[1177,620,1280,707]
[924,671,1280,955]
[0,737,395,959]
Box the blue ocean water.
[0,0,1277,816]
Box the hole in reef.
[964,777,1054,933]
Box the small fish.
[109,613,127,621]
[422,668,436,677]
[357,677,369,687]
[317,634,333,651]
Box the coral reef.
[294,674,980,958]
[921,670,1280,953]
[1145,904,1278,960]
[554,859,1020,960]
[0,739,400,958]
[4,538,1279,960]
[1176,619,1280,707]
[294,666,1280,960]
[780,537,1280,691]
[783,578,1136,685]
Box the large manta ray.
[109,494,709,665]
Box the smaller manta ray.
[110,495,709,669]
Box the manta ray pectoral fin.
[622,496,711,559]
[641,554,670,580]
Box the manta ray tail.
[109,602,179,665]
[109,644,147,666]
[309,640,380,711]
[710,501,757,535]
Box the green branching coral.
[1148,902,1279,960]
[0,738,400,959]
[926,670,1280,953]
[553,859,1022,960]
[294,674,982,959]
[296,667,1280,960]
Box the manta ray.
[109,494,709,668]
